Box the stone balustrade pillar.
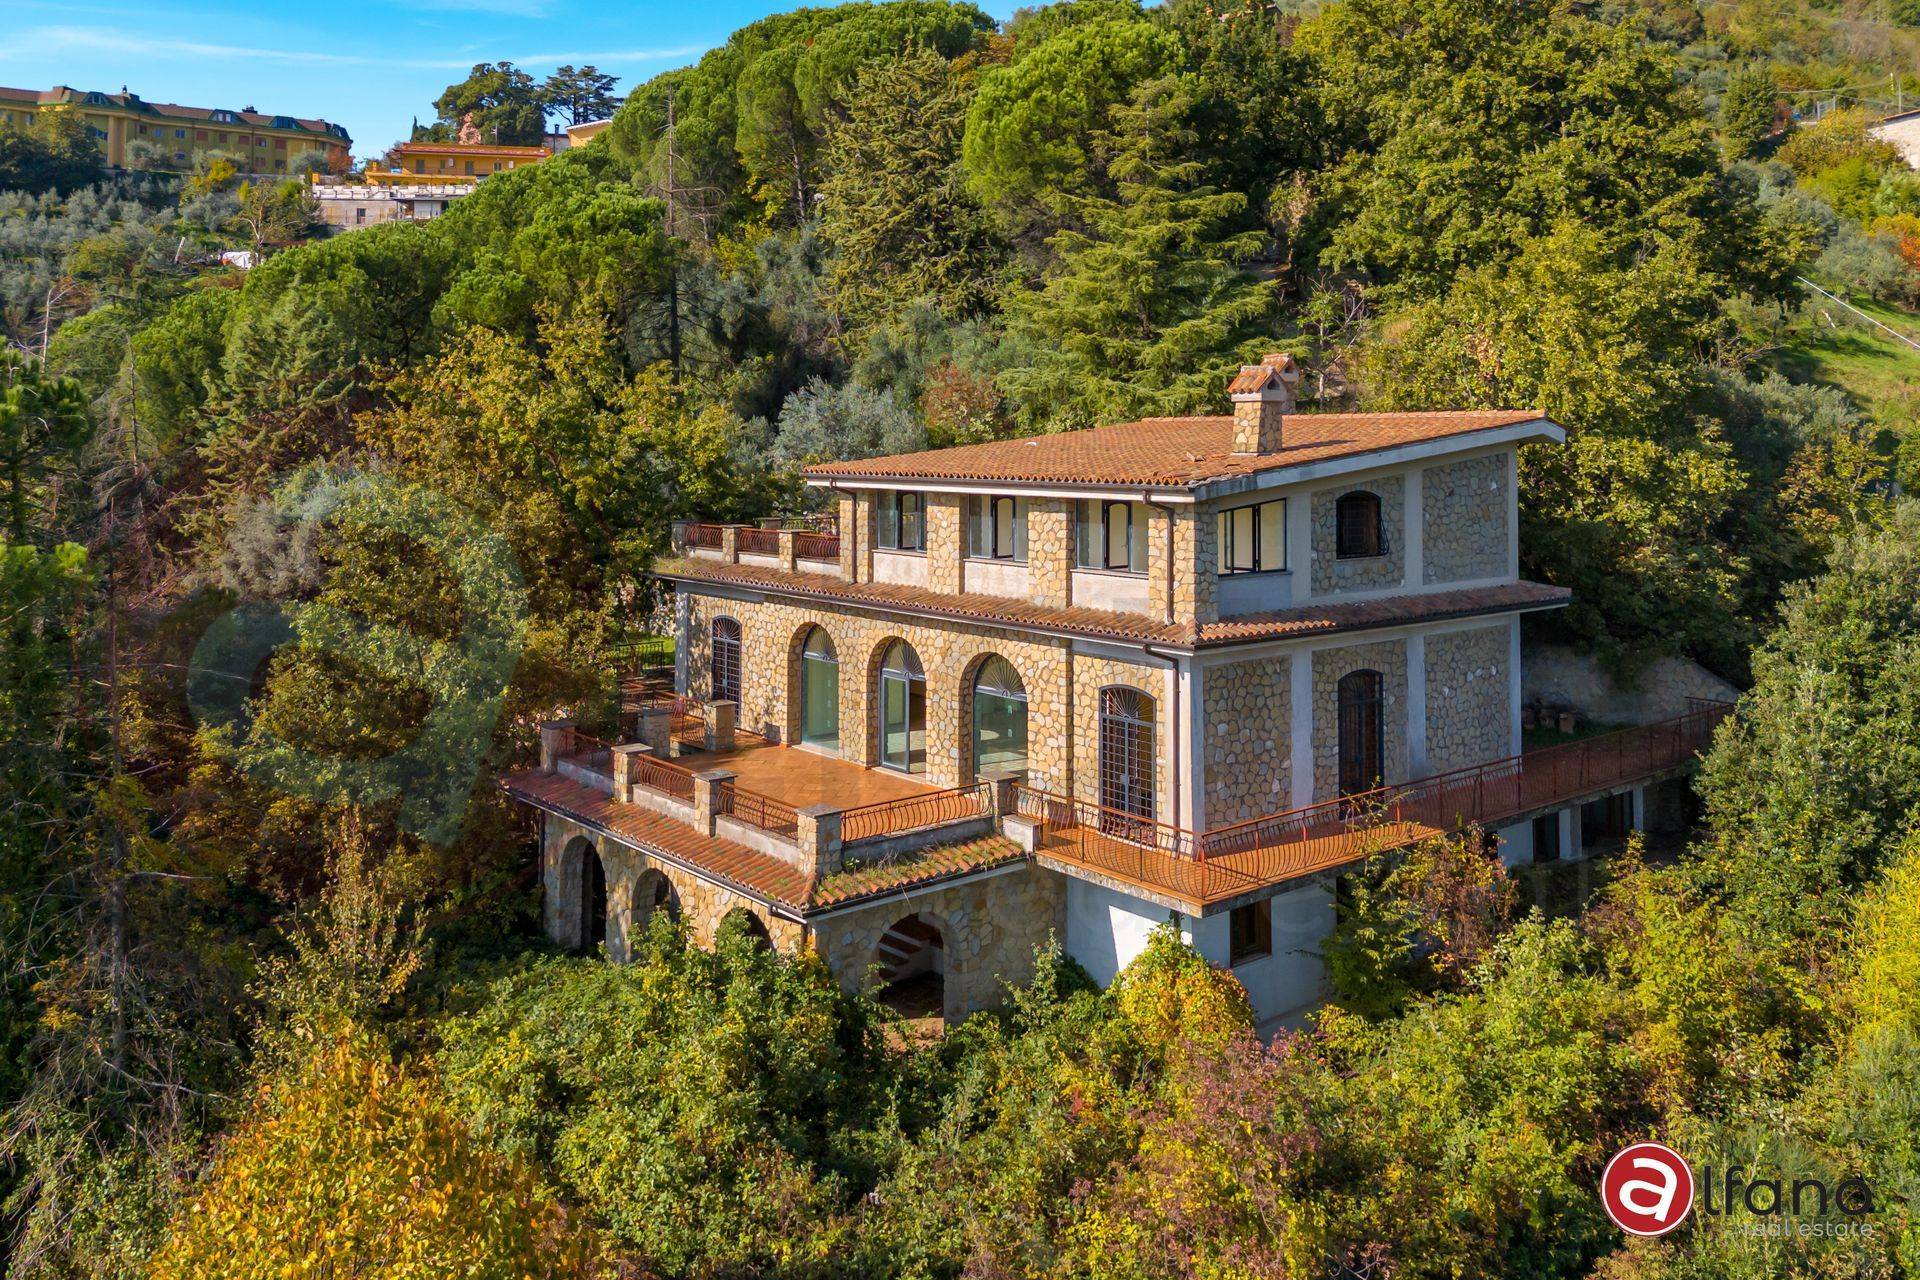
[720,525,740,562]
[796,803,844,879]
[692,769,736,836]
[636,706,673,756]
[777,528,799,573]
[980,769,1023,817]
[1002,813,1044,853]
[538,719,576,772]
[611,743,651,804]
[669,519,690,552]
[704,700,738,752]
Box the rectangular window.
[1532,812,1561,863]
[1073,500,1148,572]
[1216,498,1287,574]
[354,207,366,224]
[1228,901,1272,965]
[874,491,925,552]
[197,129,207,140]
[968,496,1027,561]
[175,128,186,139]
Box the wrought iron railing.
[718,782,799,840]
[1016,701,1732,903]
[793,530,840,561]
[632,752,696,801]
[840,782,993,844]
[737,526,780,555]
[684,522,724,550]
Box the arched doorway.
[1098,686,1156,838]
[717,905,773,952]
[711,616,742,705]
[558,837,608,954]
[971,655,1028,781]
[873,912,944,1019]
[633,867,681,933]
[798,626,840,751]
[1337,668,1384,797]
[877,640,926,773]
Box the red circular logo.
[1602,1142,1695,1237]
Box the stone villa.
[501,354,1725,1030]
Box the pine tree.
[819,48,1003,338]
[1000,76,1272,430]
[1721,64,1780,160]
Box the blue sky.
[0,0,1017,160]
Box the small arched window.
[1334,491,1384,559]
[710,617,742,706]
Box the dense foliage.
[3,0,1919,1275]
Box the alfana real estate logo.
[1601,1140,1881,1240]
[1602,1142,1695,1237]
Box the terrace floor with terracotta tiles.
[671,739,939,809]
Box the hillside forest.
[6,0,1920,1276]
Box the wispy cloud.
[0,26,708,71]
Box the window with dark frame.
[1228,901,1272,965]
[1216,498,1287,574]
[1531,812,1561,863]
[875,490,925,552]
[1334,490,1385,559]
[710,617,743,706]
[1073,499,1148,572]
[968,495,1027,561]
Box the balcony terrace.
[1011,700,1733,914]
[677,516,843,579]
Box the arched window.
[1098,686,1156,828]
[1336,669,1384,797]
[799,627,839,750]
[971,655,1029,780]
[710,617,742,706]
[1334,491,1384,559]
[878,640,926,773]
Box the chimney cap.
[1228,352,1301,398]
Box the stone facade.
[1029,499,1071,608]
[1422,454,1509,584]
[1310,639,1409,800]
[1147,505,1218,624]
[1308,475,1405,595]
[1424,623,1513,775]
[927,494,964,594]
[541,814,807,961]
[811,863,1066,1020]
[1202,655,1292,825]
[685,592,1073,792]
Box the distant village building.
[312,139,551,234]
[0,84,350,173]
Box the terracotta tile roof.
[501,770,1029,913]
[803,411,1551,489]
[0,85,346,138]
[1227,353,1301,397]
[656,555,1570,648]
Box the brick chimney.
[1228,353,1301,454]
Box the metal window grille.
[1099,686,1157,835]
[710,617,742,705]
[1335,491,1383,558]
[1336,669,1384,797]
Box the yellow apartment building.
[0,84,350,173]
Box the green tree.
[433,62,547,147]
[999,77,1272,430]
[539,64,621,127]
[1720,64,1780,159]
[0,106,104,196]
[820,47,1003,335]
[0,353,91,541]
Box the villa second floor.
[670,355,1563,629]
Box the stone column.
[670,519,690,552]
[720,525,740,562]
[796,803,844,879]
[538,719,576,772]
[693,769,736,836]
[927,494,965,594]
[1027,499,1072,608]
[980,769,1023,817]
[636,706,673,756]
[837,494,858,580]
[704,700,738,752]
[778,528,799,574]
[611,743,651,803]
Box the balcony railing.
[841,782,993,844]
[793,530,840,561]
[737,526,781,555]
[685,522,724,550]
[1017,701,1732,906]
[675,518,841,565]
[718,781,799,840]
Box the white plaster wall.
[1071,569,1152,616]
[1065,879,1174,987]
[1495,818,1533,868]
[872,549,928,587]
[963,558,1032,598]
[1217,571,1296,617]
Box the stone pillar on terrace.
[980,769,1023,817]
[778,528,800,574]
[796,803,844,879]
[636,706,673,756]
[720,525,741,562]
[669,520,690,553]
[538,719,576,772]
[692,769,736,837]
[611,743,651,803]
[704,700,738,752]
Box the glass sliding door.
[971,655,1028,780]
[800,627,839,750]
[879,640,926,773]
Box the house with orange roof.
[502,354,1727,1031]
[0,84,349,173]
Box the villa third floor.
[664,354,1565,634]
